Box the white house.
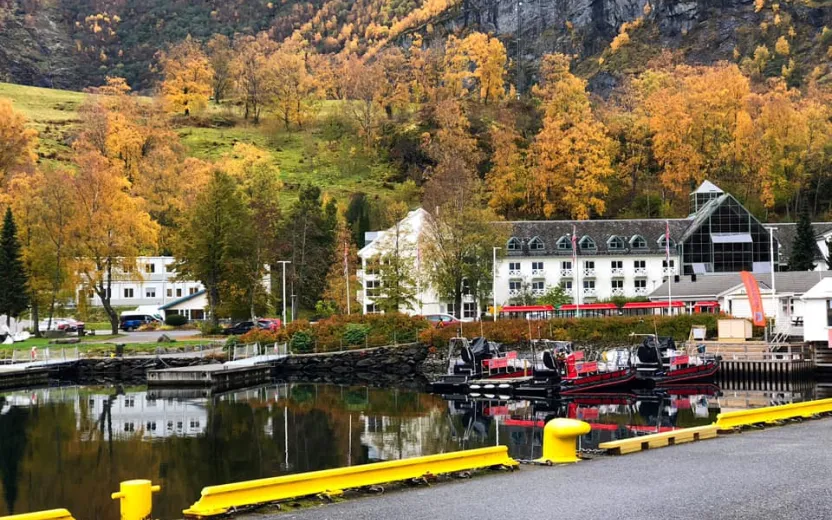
[800,277,832,343]
[76,256,205,309]
[158,289,208,321]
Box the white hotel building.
[358,181,822,318]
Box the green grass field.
[0,82,398,203]
[1,337,220,356]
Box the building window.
[827,300,832,327]
[630,235,647,249]
[532,261,543,271]
[146,288,156,298]
[583,280,595,289]
[532,281,545,292]
[189,287,198,295]
[529,237,545,251]
[579,236,596,251]
[145,263,155,274]
[365,280,380,298]
[509,262,521,272]
[561,281,573,290]
[585,261,595,269]
[663,260,675,268]
[365,303,379,314]
[166,288,173,298]
[557,236,571,250]
[124,288,134,298]
[634,260,646,269]
[507,237,521,251]
[562,261,572,270]
[611,280,623,289]
[463,302,477,319]
[608,236,625,250]
[611,260,623,270]
[509,280,522,292]
[176,288,182,297]
[446,303,457,317]
[658,235,676,249]
[635,280,647,289]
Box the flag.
[741,271,766,326]
[343,240,349,276]
[571,224,578,263]
[665,220,671,262]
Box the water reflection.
[0,381,822,519]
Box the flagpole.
[344,239,351,315]
[572,225,580,319]
[666,220,672,317]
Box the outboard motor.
[533,350,562,384]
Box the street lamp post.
[492,247,501,322]
[767,227,777,334]
[275,261,291,327]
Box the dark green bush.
[165,314,188,326]
[343,323,371,345]
[290,331,315,353]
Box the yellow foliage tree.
[269,40,320,129]
[775,35,790,56]
[159,36,214,116]
[461,32,507,104]
[529,54,615,219]
[0,98,38,190]
[486,112,528,218]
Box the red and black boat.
[632,335,720,387]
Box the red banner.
[741,271,766,326]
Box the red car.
[421,314,461,329]
[258,318,282,331]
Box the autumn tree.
[175,169,249,328]
[159,36,214,116]
[233,33,277,123]
[529,54,615,219]
[462,32,507,104]
[339,55,386,148]
[0,99,38,189]
[69,146,158,334]
[269,40,319,129]
[320,220,360,316]
[0,207,29,326]
[486,112,529,218]
[206,34,234,104]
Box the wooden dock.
[0,365,50,390]
[147,364,271,391]
[700,342,815,382]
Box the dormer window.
[607,236,625,250]
[657,235,676,249]
[556,236,572,250]
[507,237,522,251]
[630,235,647,249]
[529,237,545,251]
[579,236,596,251]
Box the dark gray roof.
[648,271,832,300]
[498,219,692,257]
[765,223,832,262]
[159,289,206,310]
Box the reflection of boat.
[632,335,720,387]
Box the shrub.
[224,336,240,350]
[290,331,315,353]
[343,323,371,345]
[239,329,279,345]
[165,314,188,327]
[200,321,223,335]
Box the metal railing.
[508,269,522,277]
[634,287,648,296]
[531,269,545,277]
[560,269,573,277]
[583,288,597,297]
[634,268,648,276]
[583,268,596,277]
[611,268,625,277]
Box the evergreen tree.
[0,208,29,326]
[788,206,817,271]
[345,192,371,247]
[826,239,832,271]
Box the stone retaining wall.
[60,356,224,385]
[273,343,428,376]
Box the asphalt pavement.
[263,419,832,520]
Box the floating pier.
[147,364,271,391]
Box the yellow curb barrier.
[0,510,75,520]
[183,446,518,517]
[715,398,832,430]
[599,425,718,455]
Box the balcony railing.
[634,287,648,296]
[508,269,522,278]
[583,288,597,297]
[611,268,625,277]
[611,288,625,297]
[583,268,596,278]
[560,269,573,278]
[532,289,545,297]
[508,289,521,297]
[634,268,648,277]
[662,267,677,276]
[531,269,546,277]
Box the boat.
[429,338,638,397]
[631,335,720,387]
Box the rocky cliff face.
[0,3,77,88]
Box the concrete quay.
[266,419,832,520]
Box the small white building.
[158,289,208,321]
[800,278,832,343]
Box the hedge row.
[237,313,430,353]
[418,314,726,346]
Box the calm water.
[0,381,822,519]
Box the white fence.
[0,347,80,366]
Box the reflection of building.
[360,413,434,461]
[81,392,209,439]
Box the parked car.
[39,318,85,332]
[119,313,162,332]
[258,318,282,331]
[421,313,461,329]
[221,321,271,336]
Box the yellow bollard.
[535,418,591,464]
[111,480,161,520]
